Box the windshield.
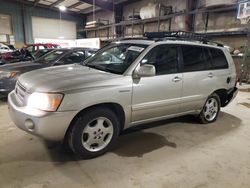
[34,49,52,59]
[35,50,65,63]
[84,43,148,74]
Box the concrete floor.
[0,89,250,188]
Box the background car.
[1,48,55,65]
[0,43,14,54]
[24,43,60,55]
[33,48,54,59]
[0,48,97,96]
[0,43,61,64]
[0,49,34,64]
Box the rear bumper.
[224,87,238,107]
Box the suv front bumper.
[8,91,78,141]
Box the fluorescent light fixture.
[59,5,67,11]
[58,36,65,39]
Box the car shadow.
[0,111,242,165]
[111,112,241,157]
[44,111,241,161]
[0,95,7,104]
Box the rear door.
[132,44,183,123]
[180,45,216,112]
[208,47,231,91]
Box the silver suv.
[8,33,238,158]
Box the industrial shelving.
[79,4,241,39]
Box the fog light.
[25,119,35,130]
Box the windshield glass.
[84,43,148,74]
[34,49,52,59]
[35,50,65,63]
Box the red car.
[24,43,60,54]
[1,43,60,64]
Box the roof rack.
[143,31,224,47]
[144,31,205,40]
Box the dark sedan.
[0,48,97,96]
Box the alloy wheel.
[203,98,218,121]
[81,117,114,152]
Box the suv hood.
[18,64,121,93]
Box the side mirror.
[133,64,156,78]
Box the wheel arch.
[212,88,228,107]
[64,102,126,141]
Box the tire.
[68,107,120,159]
[199,93,221,124]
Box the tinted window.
[209,48,228,69]
[142,45,178,75]
[61,51,86,64]
[182,45,212,72]
[35,50,64,63]
[203,47,213,70]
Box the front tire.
[68,107,120,159]
[199,93,221,124]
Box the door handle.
[172,76,182,82]
[208,73,214,78]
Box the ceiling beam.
[4,0,84,16]
[78,0,114,11]
[49,0,65,8]
[34,0,40,7]
[67,1,83,9]
[80,6,101,14]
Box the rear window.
[208,48,229,69]
[181,45,229,72]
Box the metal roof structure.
[6,0,131,15]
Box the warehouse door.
[0,14,12,35]
[32,16,76,40]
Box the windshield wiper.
[102,67,121,74]
[85,64,120,74]
[85,64,104,71]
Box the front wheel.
[199,93,221,124]
[68,107,120,159]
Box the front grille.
[15,82,28,106]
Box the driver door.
[132,44,183,123]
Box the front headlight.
[0,71,18,79]
[27,92,64,112]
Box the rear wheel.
[199,93,221,124]
[68,107,120,159]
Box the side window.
[182,45,210,72]
[141,45,179,75]
[209,48,229,69]
[26,46,34,53]
[61,51,86,64]
[39,46,46,50]
[203,47,213,70]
